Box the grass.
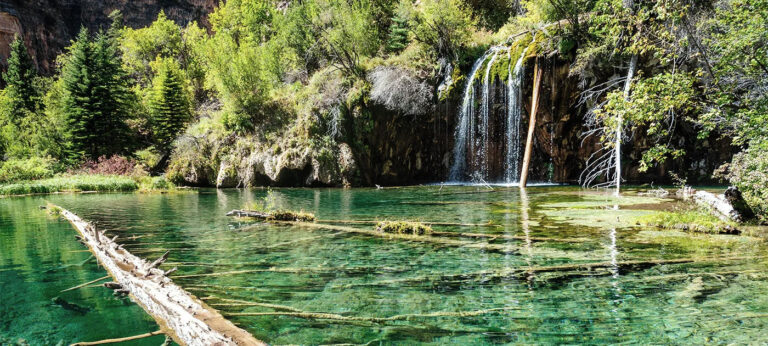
[0,175,139,196]
[376,221,433,236]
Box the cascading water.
[503,47,527,183]
[449,45,528,183]
[448,49,495,181]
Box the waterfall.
[503,47,526,183]
[449,45,527,184]
[448,49,495,181]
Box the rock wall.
[0,0,216,73]
[359,56,735,186]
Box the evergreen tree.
[386,14,409,52]
[149,59,191,153]
[60,29,96,162]
[60,26,133,162]
[3,35,39,117]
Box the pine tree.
[60,28,97,162]
[3,35,39,124]
[386,15,409,53]
[60,26,133,162]
[149,59,191,154]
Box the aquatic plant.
[375,221,432,236]
[0,175,138,196]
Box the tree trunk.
[615,54,637,196]
[520,57,543,187]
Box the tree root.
[70,330,164,345]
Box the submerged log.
[54,205,263,346]
[226,210,271,219]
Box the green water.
[2,186,768,344]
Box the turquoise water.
[2,186,768,344]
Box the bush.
[376,221,432,235]
[136,175,175,191]
[0,157,56,183]
[720,143,768,221]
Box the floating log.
[54,205,264,346]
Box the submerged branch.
[71,330,165,345]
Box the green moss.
[376,221,432,236]
[540,194,670,209]
[540,208,654,229]
[269,210,316,222]
[639,209,738,234]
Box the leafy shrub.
[719,143,768,220]
[136,176,175,191]
[0,157,56,183]
[376,221,432,235]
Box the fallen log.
[54,204,264,346]
[263,222,519,254]
[336,255,767,289]
[693,188,748,222]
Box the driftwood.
[226,210,271,219]
[54,205,264,346]
[71,330,164,345]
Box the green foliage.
[148,58,192,152]
[0,157,56,183]
[120,11,183,84]
[135,175,175,192]
[594,72,698,171]
[717,142,768,221]
[412,0,477,60]
[3,35,40,121]
[376,221,433,235]
[386,11,410,53]
[700,0,768,146]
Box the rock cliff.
[0,0,215,73]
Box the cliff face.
[0,0,216,73]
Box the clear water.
[3,187,768,344]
